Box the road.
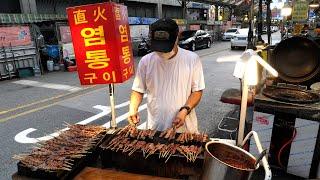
[262,31,282,45]
[0,34,284,179]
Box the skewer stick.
[165,150,171,158]
[128,148,138,156]
[165,153,173,163]
[178,149,189,161]
[65,162,74,166]
[63,122,72,127]
[145,153,152,159]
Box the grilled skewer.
[14,124,106,172]
[105,127,208,163]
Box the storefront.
[0,14,67,78]
[186,2,209,21]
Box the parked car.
[230,28,256,50]
[179,30,212,51]
[271,26,279,32]
[222,28,238,41]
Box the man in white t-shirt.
[128,18,205,133]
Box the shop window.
[127,7,136,17]
[163,5,183,19]
[136,8,146,17]
[0,0,21,13]
[145,8,154,18]
[125,1,156,18]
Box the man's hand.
[172,109,188,128]
[128,111,140,125]
[128,90,143,126]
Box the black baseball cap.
[150,18,179,53]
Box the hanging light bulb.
[309,0,319,8]
[281,2,292,17]
[244,14,249,22]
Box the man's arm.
[128,90,144,125]
[172,90,203,128]
[184,90,203,110]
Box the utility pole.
[177,0,190,29]
[182,0,186,19]
[247,0,255,49]
[177,0,190,19]
[266,0,272,44]
[257,0,263,42]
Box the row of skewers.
[103,125,207,163]
[14,124,106,172]
[117,125,208,143]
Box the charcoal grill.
[252,36,320,179]
[99,130,206,179]
[263,36,320,103]
[15,125,107,180]
[262,86,320,103]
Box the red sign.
[0,26,31,47]
[67,2,134,85]
[256,116,269,125]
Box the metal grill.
[262,86,320,103]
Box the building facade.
[0,0,237,77]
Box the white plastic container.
[47,60,54,72]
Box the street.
[0,41,235,178]
[0,32,281,179]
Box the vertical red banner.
[66,2,134,85]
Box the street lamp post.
[247,0,255,49]
[266,0,272,44]
[182,0,186,19]
[177,0,190,29]
[257,0,263,42]
[281,1,292,39]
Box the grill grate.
[262,85,320,103]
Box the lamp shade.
[231,49,278,85]
[233,60,246,79]
[218,49,278,86]
[281,2,292,16]
[246,58,258,85]
[233,56,258,85]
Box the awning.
[0,14,67,24]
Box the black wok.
[271,36,320,85]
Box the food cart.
[12,123,274,180]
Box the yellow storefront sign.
[173,19,186,25]
[293,24,303,35]
[292,1,308,21]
